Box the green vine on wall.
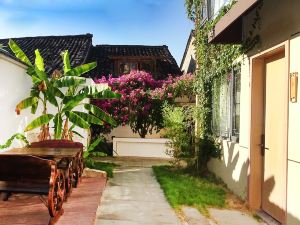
[185,0,262,170]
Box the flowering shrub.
[93,71,194,138]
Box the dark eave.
[208,0,260,44]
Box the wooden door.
[262,51,286,223]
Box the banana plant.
[10,39,57,140]
[13,47,122,141]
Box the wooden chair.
[0,155,65,219]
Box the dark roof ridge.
[0,33,93,41]
[96,44,168,48]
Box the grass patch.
[85,159,118,178]
[153,165,226,214]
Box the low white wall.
[105,125,161,142]
[113,137,172,158]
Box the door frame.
[248,41,289,225]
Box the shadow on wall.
[208,140,249,199]
[263,176,300,225]
[288,213,300,225]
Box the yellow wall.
[287,33,300,225]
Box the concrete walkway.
[94,157,181,225]
[94,157,267,225]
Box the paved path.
[94,157,181,225]
[94,157,267,225]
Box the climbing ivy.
[185,0,262,171]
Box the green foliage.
[183,1,264,172]
[0,133,29,149]
[83,136,104,159]
[153,165,226,214]
[24,114,54,132]
[9,39,33,66]
[162,103,195,166]
[9,42,120,140]
[83,136,116,177]
[84,160,117,178]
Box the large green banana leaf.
[16,97,38,111]
[34,49,45,72]
[65,62,97,76]
[84,104,117,126]
[32,76,42,84]
[54,76,86,88]
[73,111,104,126]
[31,101,38,114]
[27,67,36,76]
[63,50,71,74]
[53,113,63,139]
[65,111,90,129]
[62,91,88,112]
[45,89,58,107]
[79,84,109,96]
[52,87,65,99]
[8,39,33,66]
[35,68,47,81]
[24,114,54,132]
[92,89,122,99]
[72,130,84,138]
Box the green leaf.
[63,50,71,74]
[54,113,63,139]
[62,92,88,112]
[72,130,84,138]
[27,67,36,76]
[52,87,65,99]
[35,67,47,81]
[24,114,54,132]
[84,104,117,126]
[69,124,76,131]
[87,137,103,152]
[34,49,45,72]
[92,89,122,99]
[45,89,58,107]
[31,101,38,114]
[73,111,104,126]
[15,97,38,111]
[83,137,103,158]
[0,133,29,149]
[8,39,33,66]
[32,76,42,84]
[65,111,90,129]
[53,76,86,88]
[65,62,97,76]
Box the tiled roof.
[87,45,181,79]
[0,34,93,74]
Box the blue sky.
[0,0,194,65]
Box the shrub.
[162,103,195,166]
[93,72,195,138]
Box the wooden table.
[0,147,82,158]
[0,147,84,197]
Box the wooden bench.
[0,155,65,220]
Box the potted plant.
[9,39,120,147]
